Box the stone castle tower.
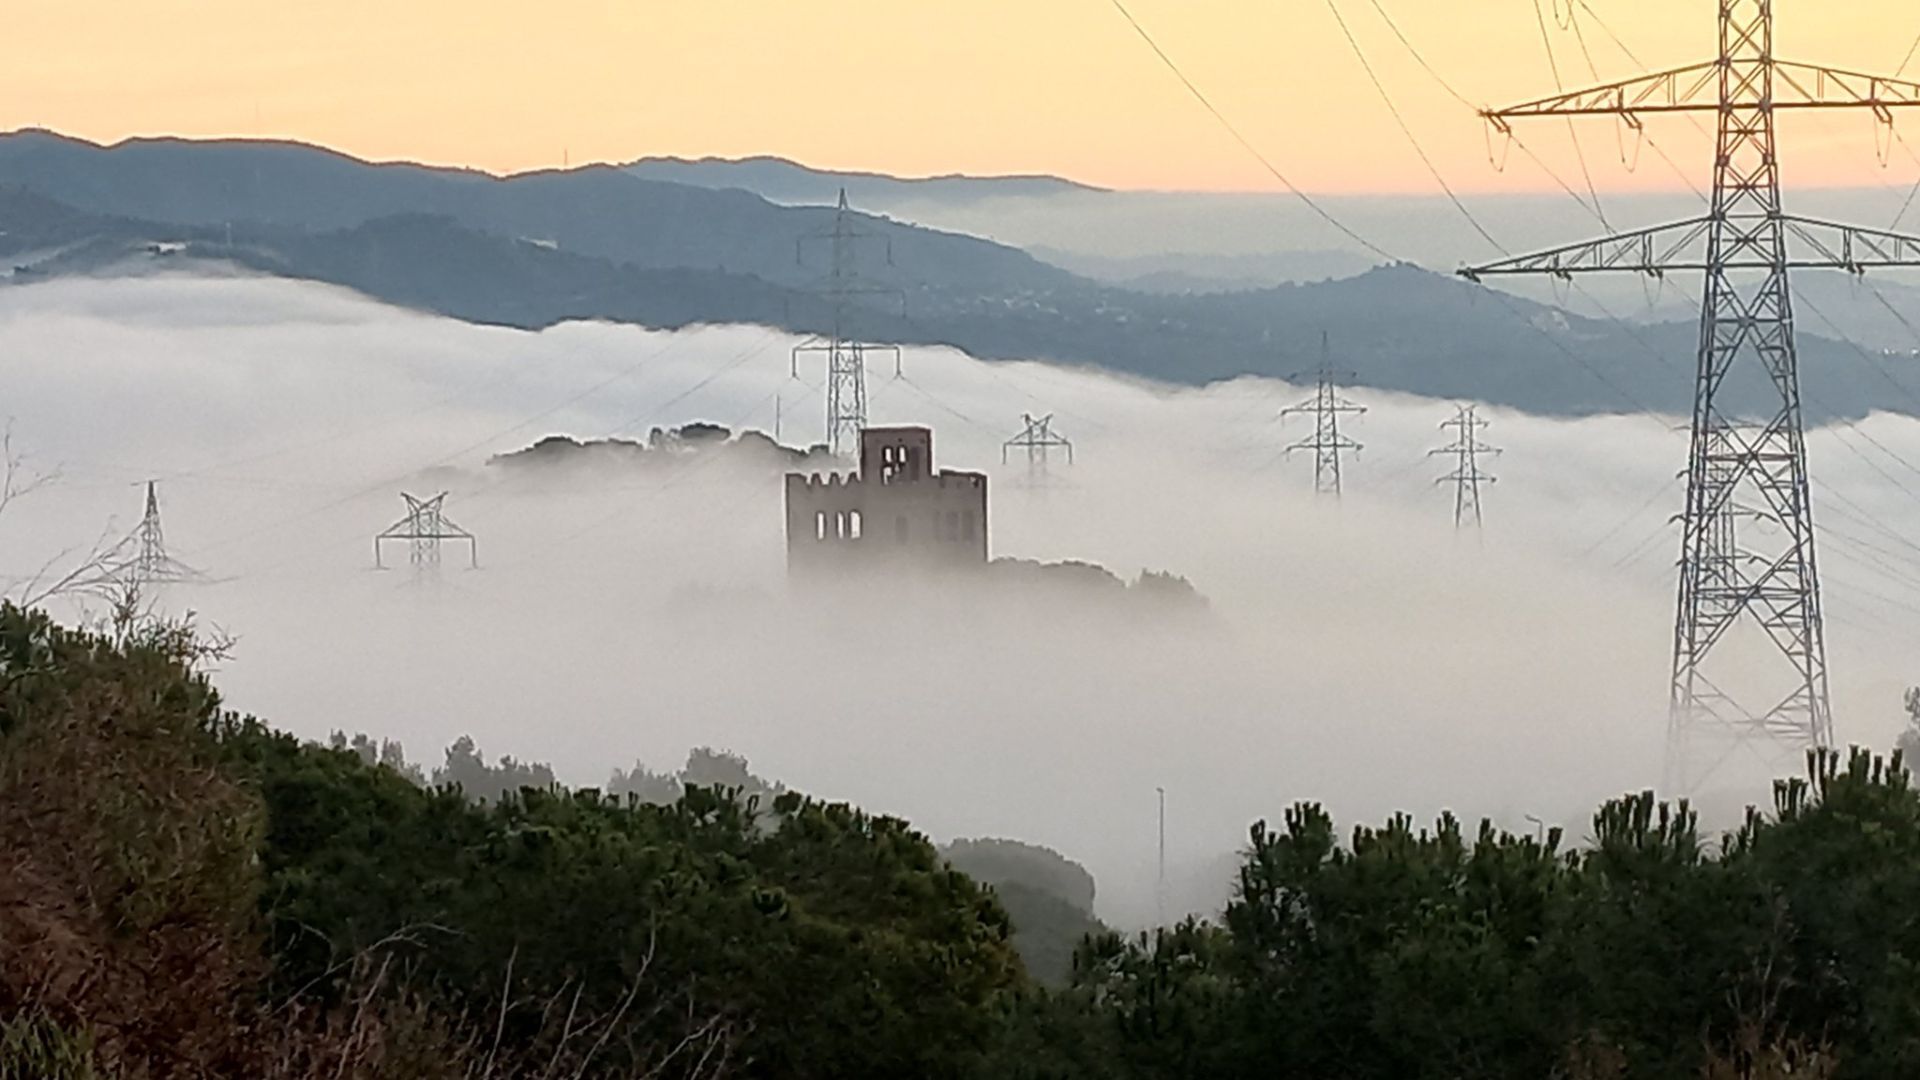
[783,426,987,575]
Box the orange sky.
[4,1,1918,193]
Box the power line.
[887,303,1117,436]
[1818,521,1920,595]
[1621,251,1920,508]
[1820,473,1920,569]
[514,370,844,560]
[1339,0,1695,403]
[1575,472,1682,560]
[1369,0,1711,208]
[191,331,699,561]
[1792,291,1920,487]
[203,328,789,584]
[141,348,556,489]
[1608,519,1673,574]
[1459,1,1920,778]
[1568,0,1718,197]
[1358,0,1605,223]
[1897,27,1920,79]
[893,373,1002,439]
[609,330,787,437]
[1109,0,1685,422]
[1105,0,1394,261]
[1528,0,1611,230]
[1323,0,1504,254]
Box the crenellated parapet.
[783,426,990,575]
[788,471,859,491]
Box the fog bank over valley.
[5,273,1919,925]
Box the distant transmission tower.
[1461,0,1920,768]
[1002,413,1074,487]
[791,189,902,456]
[1278,332,1365,496]
[106,480,203,589]
[1431,406,1499,530]
[374,493,477,572]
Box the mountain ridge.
[0,130,1072,295]
[3,132,1918,423]
[624,153,1106,204]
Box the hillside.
[0,130,1071,296]
[0,190,822,332]
[3,132,1918,422]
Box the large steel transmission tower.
[1003,412,1075,487]
[374,493,477,572]
[1431,405,1499,529]
[792,189,902,456]
[1461,0,1920,773]
[1279,332,1365,496]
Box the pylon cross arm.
[1481,60,1920,127]
[1782,216,1920,272]
[1773,62,1920,110]
[1288,434,1362,453]
[1459,215,1920,280]
[1483,61,1720,124]
[794,338,901,356]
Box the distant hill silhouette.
[1,131,1917,422]
[0,130,1070,296]
[625,154,1105,206]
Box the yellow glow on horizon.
[3,1,1916,194]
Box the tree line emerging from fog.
[5,600,1920,1078]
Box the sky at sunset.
[5,1,1919,194]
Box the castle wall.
[784,466,988,575]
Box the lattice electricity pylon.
[1458,0,1920,772]
[790,189,903,456]
[1430,405,1499,530]
[1002,412,1074,487]
[1278,332,1365,496]
[374,493,477,572]
[101,480,204,591]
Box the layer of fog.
[4,273,1919,926]
[871,186,1920,269]
[857,180,1920,347]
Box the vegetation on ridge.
[6,600,1920,1077]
